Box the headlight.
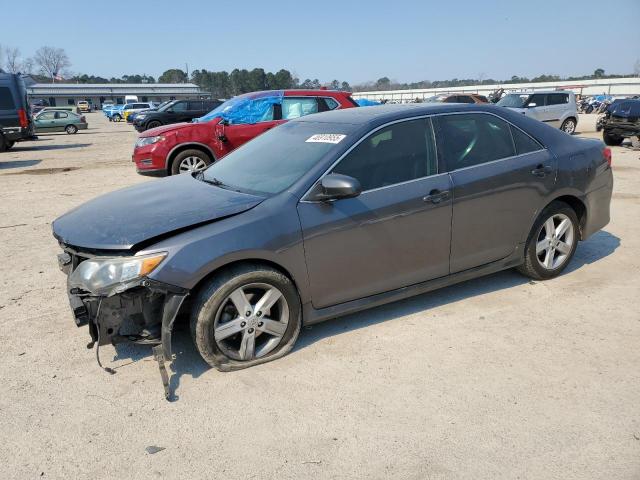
[68,253,167,296]
[135,135,164,148]
[136,114,146,119]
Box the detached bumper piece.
[64,270,187,400]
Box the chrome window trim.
[300,110,547,203]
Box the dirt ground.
[0,112,638,480]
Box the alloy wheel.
[178,156,208,173]
[535,213,575,270]
[562,120,576,134]
[213,283,289,361]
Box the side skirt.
[302,245,524,326]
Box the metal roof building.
[26,83,209,108]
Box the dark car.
[53,103,612,396]
[600,99,640,146]
[133,99,222,132]
[0,72,36,151]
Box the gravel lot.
[0,112,639,480]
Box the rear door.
[436,112,557,272]
[53,111,70,131]
[546,93,569,127]
[0,83,19,131]
[298,117,452,308]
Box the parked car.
[132,90,357,176]
[599,99,640,146]
[497,90,578,134]
[106,104,126,121]
[34,110,88,134]
[426,93,489,104]
[53,103,612,393]
[120,102,154,122]
[0,72,36,152]
[101,100,115,110]
[132,98,223,132]
[127,101,170,124]
[77,101,91,113]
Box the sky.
[2,0,639,85]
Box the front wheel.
[560,118,576,134]
[171,149,212,175]
[112,114,121,122]
[65,125,78,134]
[146,120,162,130]
[517,201,579,280]
[191,264,302,371]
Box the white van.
[125,95,139,104]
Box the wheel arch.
[166,142,216,172]
[185,258,304,316]
[544,194,587,240]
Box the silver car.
[497,90,578,134]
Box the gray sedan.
[52,103,613,395]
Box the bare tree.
[33,46,71,82]
[22,57,35,75]
[5,47,22,73]
[635,59,640,77]
[0,44,4,72]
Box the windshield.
[497,94,529,108]
[200,122,350,195]
[158,101,177,112]
[196,91,283,123]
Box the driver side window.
[332,118,437,192]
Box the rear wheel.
[65,125,78,134]
[171,149,212,175]
[0,135,12,152]
[191,264,301,371]
[603,131,623,146]
[560,118,576,134]
[517,201,579,280]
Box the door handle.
[531,165,553,177]
[423,189,450,204]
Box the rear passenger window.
[323,98,340,110]
[281,98,318,119]
[188,101,203,110]
[0,88,15,110]
[458,95,476,104]
[511,126,543,155]
[437,113,515,169]
[547,94,569,105]
[332,118,437,191]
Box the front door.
[435,113,557,273]
[35,111,56,132]
[524,93,550,123]
[297,117,452,309]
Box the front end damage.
[57,246,188,399]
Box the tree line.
[3,44,639,96]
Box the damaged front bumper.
[58,248,188,399]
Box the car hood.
[140,122,192,136]
[53,174,265,251]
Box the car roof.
[506,90,573,95]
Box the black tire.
[65,125,78,134]
[190,264,302,371]
[603,131,623,146]
[5,140,14,150]
[0,135,14,151]
[560,118,576,134]
[517,201,579,280]
[112,114,121,122]
[170,148,212,175]
[146,120,162,130]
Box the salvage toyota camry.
[53,103,613,395]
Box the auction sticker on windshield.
[305,134,346,144]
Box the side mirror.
[312,173,361,202]
[527,102,537,108]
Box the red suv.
[132,89,358,176]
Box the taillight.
[17,109,28,128]
[80,116,86,123]
[603,147,612,167]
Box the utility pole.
[185,63,189,82]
